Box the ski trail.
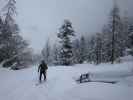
[0,63,133,100]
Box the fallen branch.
[76,73,117,84]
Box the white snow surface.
[0,62,133,100]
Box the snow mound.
[116,55,133,63]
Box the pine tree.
[95,33,102,64]
[128,18,133,55]
[41,39,51,65]
[0,0,31,68]
[72,39,80,64]
[122,13,130,49]
[0,16,4,62]
[102,3,124,64]
[86,35,96,63]
[0,0,18,64]
[79,36,87,63]
[52,44,60,65]
[57,20,75,65]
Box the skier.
[38,60,48,83]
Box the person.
[38,60,48,82]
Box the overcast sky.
[14,0,133,53]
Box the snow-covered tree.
[0,16,4,62]
[78,36,87,63]
[57,20,75,65]
[0,0,32,68]
[128,18,133,55]
[52,43,60,65]
[95,33,102,64]
[0,0,18,64]
[41,39,51,65]
[72,39,80,64]
[102,4,124,64]
[86,35,96,63]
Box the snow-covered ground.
[0,62,133,100]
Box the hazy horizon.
[13,0,133,53]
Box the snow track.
[0,63,133,100]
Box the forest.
[0,0,133,69]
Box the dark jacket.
[38,61,48,72]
